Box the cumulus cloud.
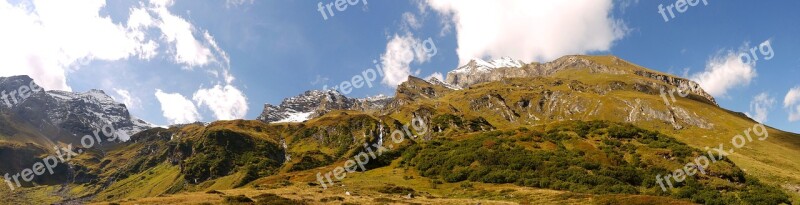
[745,92,775,123]
[193,85,248,120]
[423,0,627,65]
[690,52,757,97]
[0,0,229,92]
[380,34,431,87]
[154,89,201,124]
[785,86,800,122]
[0,0,158,91]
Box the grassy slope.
[87,158,695,205]
[354,55,800,202]
[583,56,800,201]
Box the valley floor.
[84,161,694,205]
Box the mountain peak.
[454,57,526,74]
[0,77,151,142]
[445,55,717,106]
[257,89,392,123]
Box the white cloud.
[149,1,214,68]
[745,92,775,123]
[424,0,626,65]
[0,0,158,91]
[380,34,429,87]
[192,85,248,120]
[784,86,800,122]
[0,0,226,92]
[424,72,444,82]
[690,52,757,97]
[113,88,141,110]
[154,89,201,124]
[401,12,422,32]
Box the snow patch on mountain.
[426,76,462,90]
[274,111,313,123]
[257,90,393,123]
[451,57,526,74]
[362,94,391,102]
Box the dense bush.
[401,121,791,204]
[288,151,333,172]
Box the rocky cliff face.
[257,90,343,123]
[633,70,717,105]
[385,76,455,112]
[446,56,621,88]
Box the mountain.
[446,56,717,106]
[257,90,392,123]
[0,75,152,189]
[1,76,151,143]
[3,55,800,205]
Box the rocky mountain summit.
[0,75,151,143]
[257,90,392,123]
[445,55,717,106]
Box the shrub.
[206,190,224,194]
[223,195,253,204]
[319,196,344,202]
[252,193,307,205]
[607,124,639,139]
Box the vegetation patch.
[377,184,416,196]
[223,195,253,204]
[402,121,790,204]
[251,193,307,205]
[319,196,345,202]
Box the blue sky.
[0,0,798,133]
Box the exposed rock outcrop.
[446,55,717,106]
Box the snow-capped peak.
[47,89,118,105]
[487,56,525,68]
[451,57,525,74]
[363,94,391,102]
